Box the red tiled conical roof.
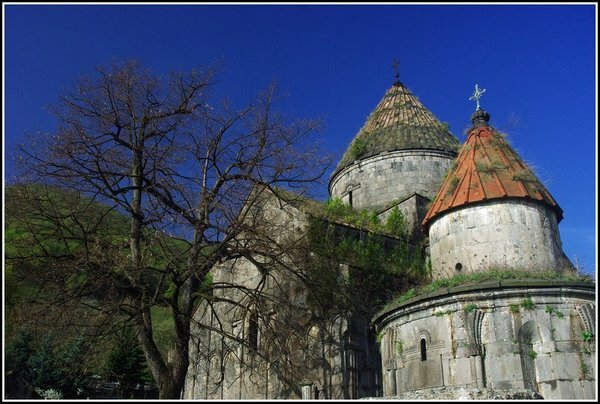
[422,110,563,231]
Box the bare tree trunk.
[133,302,178,399]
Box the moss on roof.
[333,81,460,178]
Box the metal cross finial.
[392,59,400,81]
[469,84,486,110]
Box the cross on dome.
[392,59,400,81]
[469,84,486,110]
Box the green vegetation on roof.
[332,82,461,178]
[387,268,594,309]
[272,188,406,238]
[335,124,460,174]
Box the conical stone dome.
[329,80,459,236]
[333,81,460,177]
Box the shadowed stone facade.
[183,191,385,399]
[373,281,596,399]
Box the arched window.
[420,338,427,361]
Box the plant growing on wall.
[582,331,594,343]
[324,197,355,220]
[434,309,455,317]
[385,206,407,238]
[350,139,367,160]
[475,160,507,175]
[520,297,535,310]
[582,331,594,354]
[509,304,521,314]
[387,269,593,312]
[395,341,404,355]
[303,217,427,317]
[581,362,589,378]
[544,305,565,318]
[376,331,385,346]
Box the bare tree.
[11,60,330,399]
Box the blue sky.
[3,3,597,274]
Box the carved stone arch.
[326,314,346,333]
[577,303,596,334]
[464,309,486,356]
[417,329,432,362]
[479,312,492,347]
[285,332,304,362]
[417,329,432,345]
[385,327,397,360]
[518,320,541,344]
[473,310,485,347]
[307,322,321,341]
[343,182,361,195]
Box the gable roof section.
[332,81,460,178]
[422,114,563,231]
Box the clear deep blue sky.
[3,3,597,274]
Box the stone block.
[534,354,554,382]
[489,313,515,342]
[582,380,596,399]
[555,380,574,399]
[539,341,556,354]
[538,380,560,400]
[474,280,502,290]
[484,354,522,383]
[551,352,582,380]
[555,340,578,353]
[400,357,444,392]
[446,357,475,385]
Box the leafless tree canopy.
[10,60,331,398]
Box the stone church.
[183,74,596,400]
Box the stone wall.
[183,190,383,399]
[428,199,567,279]
[184,257,383,400]
[329,150,455,216]
[373,280,596,400]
